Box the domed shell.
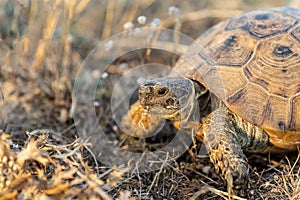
[174,7,300,133]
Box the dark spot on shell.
[263,99,272,116]
[227,88,245,104]
[243,67,252,79]
[272,45,293,57]
[223,35,237,50]
[257,78,269,90]
[257,24,267,29]
[255,13,270,20]
[278,121,286,130]
[274,92,288,98]
[282,68,287,73]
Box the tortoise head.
[138,77,208,122]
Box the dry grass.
[257,154,300,200]
[0,131,127,199]
[1,0,300,199]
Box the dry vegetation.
[0,0,300,199]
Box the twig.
[190,185,247,200]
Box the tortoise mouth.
[143,100,191,121]
[146,104,177,115]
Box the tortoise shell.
[174,7,300,139]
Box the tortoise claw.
[208,145,249,189]
[226,173,234,200]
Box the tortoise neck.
[192,81,220,120]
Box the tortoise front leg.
[172,107,271,198]
[199,107,269,196]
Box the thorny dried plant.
[0,131,130,199]
[258,154,300,200]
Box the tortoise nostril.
[166,98,175,106]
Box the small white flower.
[150,18,161,27]
[101,72,109,79]
[137,16,147,25]
[123,21,134,30]
[93,101,100,107]
[168,6,180,16]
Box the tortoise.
[122,7,300,194]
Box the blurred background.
[0,0,299,131]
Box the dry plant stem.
[61,0,76,72]
[190,185,247,200]
[75,0,91,15]
[102,0,115,40]
[27,0,38,25]
[0,89,4,103]
[32,0,62,71]
[12,2,21,38]
[118,1,140,29]
[83,144,100,176]
[76,169,114,200]
[145,27,163,62]
[288,151,300,172]
[193,170,219,185]
[146,153,170,196]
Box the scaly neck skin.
[186,81,212,121]
[174,81,211,123]
[166,80,196,122]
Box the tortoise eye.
[157,87,169,96]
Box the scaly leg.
[199,107,269,196]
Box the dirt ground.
[0,0,300,199]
